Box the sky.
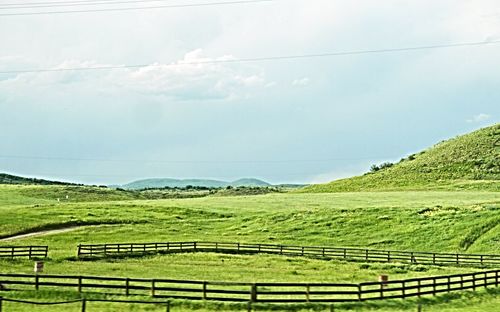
[0,0,499,185]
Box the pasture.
[0,185,499,311]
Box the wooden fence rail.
[0,246,48,259]
[0,296,173,312]
[1,270,498,303]
[77,241,500,266]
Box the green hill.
[304,123,500,192]
[0,173,77,186]
[118,177,270,190]
[230,178,271,187]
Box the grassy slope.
[1,187,500,311]
[1,187,499,254]
[0,173,77,186]
[303,124,500,192]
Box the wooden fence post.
[35,275,39,290]
[496,271,498,287]
[247,301,252,312]
[166,301,170,312]
[78,276,82,293]
[81,298,86,312]
[203,281,207,300]
[250,284,257,302]
[358,284,362,301]
[29,246,33,259]
[125,278,130,296]
[417,303,422,312]
[0,296,3,312]
[305,284,310,302]
[365,249,368,261]
[151,279,156,297]
[402,281,405,298]
[77,244,81,257]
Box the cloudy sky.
[0,0,499,185]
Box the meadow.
[0,185,499,310]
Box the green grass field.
[1,185,500,311]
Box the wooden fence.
[0,297,174,312]
[0,270,498,303]
[77,241,500,266]
[0,246,48,259]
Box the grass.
[1,185,500,311]
[303,123,500,192]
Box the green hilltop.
[304,123,500,192]
[117,177,270,190]
[0,173,77,186]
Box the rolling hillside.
[117,177,270,190]
[0,173,77,186]
[304,124,500,192]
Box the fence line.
[0,296,173,312]
[0,246,48,259]
[0,270,498,303]
[77,241,500,266]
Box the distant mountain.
[303,123,500,192]
[116,178,271,190]
[230,178,271,187]
[0,173,77,186]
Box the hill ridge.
[117,177,271,190]
[303,123,500,192]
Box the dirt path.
[0,227,81,242]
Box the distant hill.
[303,124,500,192]
[0,173,77,186]
[117,178,271,190]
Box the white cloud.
[292,77,310,86]
[467,113,491,123]
[0,50,269,101]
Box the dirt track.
[0,227,81,241]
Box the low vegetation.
[303,124,499,192]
